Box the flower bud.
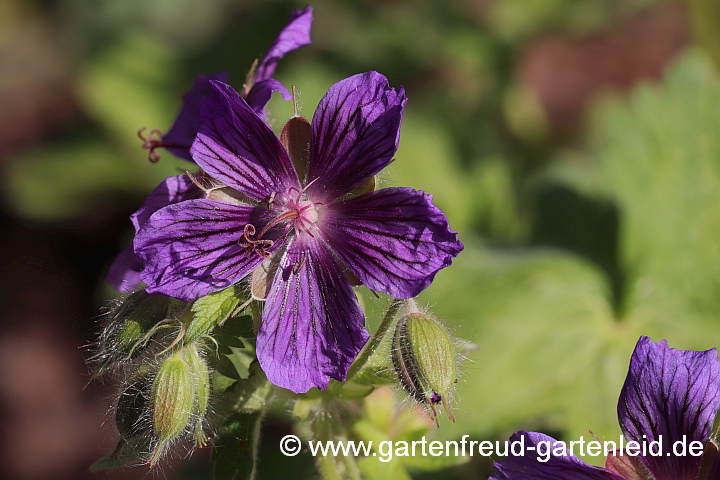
[113,294,171,354]
[183,343,211,447]
[92,293,174,379]
[149,350,195,465]
[115,364,152,439]
[392,312,457,426]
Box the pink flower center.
[238,181,322,257]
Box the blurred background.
[2,0,720,479]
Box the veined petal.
[134,199,274,301]
[308,71,407,202]
[106,246,144,292]
[257,236,369,393]
[617,336,720,480]
[490,432,624,480]
[163,72,229,161]
[190,81,299,201]
[254,6,313,82]
[130,174,203,232]
[246,78,291,116]
[322,187,463,298]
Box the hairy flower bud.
[115,364,152,439]
[93,292,174,378]
[392,312,457,426]
[150,350,195,465]
[114,294,169,352]
[183,343,211,447]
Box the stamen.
[185,170,209,193]
[297,218,316,238]
[291,85,299,117]
[301,176,321,195]
[242,58,259,97]
[297,201,323,214]
[257,210,299,239]
[138,127,190,163]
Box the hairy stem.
[346,300,403,383]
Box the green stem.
[346,300,403,382]
[248,390,272,480]
[314,415,342,480]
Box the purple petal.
[254,6,313,82]
[617,336,720,480]
[321,187,463,298]
[134,199,275,301]
[246,78,291,116]
[308,71,407,202]
[190,81,299,201]
[131,174,203,232]
[490,432,624,480]
[106,246,144,292]
[257,236,369,393]
[163,72,229,161]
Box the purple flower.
[107,6,312,291]
[490,336,720,480]
[133,72,463,393]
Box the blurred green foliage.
[3,0,720,478]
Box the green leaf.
[208,315,256,384]
[185,285,248,343]
[212,412,265,480]
[226,362,272,413]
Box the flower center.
[238,182,322,258]
[296,199,320,226]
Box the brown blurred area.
[519,1,690,134]
[0,1,694,479]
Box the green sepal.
[150,349,194,463]
[183,343,211,446]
